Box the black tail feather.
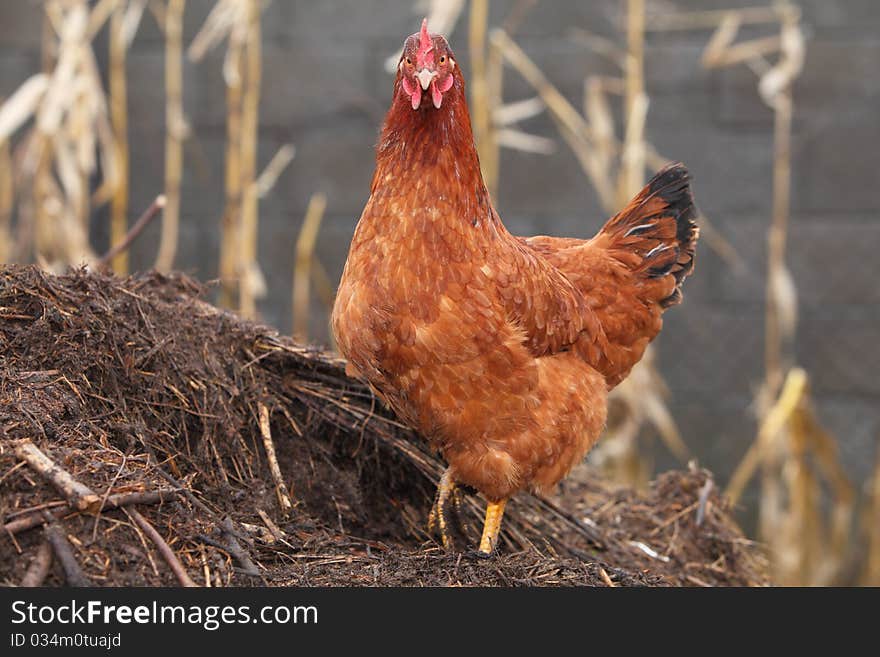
[601,162,700,308]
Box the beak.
[417,68,436,91]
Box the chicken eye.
[439,55,446,64]
[405,57,412,65]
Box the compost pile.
[0,265,768,587]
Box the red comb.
[416,18,434,68]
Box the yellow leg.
[478,500,507,555]
[428,468,456,549]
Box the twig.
[533,493,605,549]
[151,465,216,518]
[257,403,293,516]
[256,143,295,198]
[2,500,68,521]
[685,574,712,587]
[92,454,127,541]
[696,478,714,526]
[0,460,27,487]
[97,194,166,267]
[648,500,699,536]
[256,508,285,542]
[3,489,181,536]
[219,517,262,578]
[43,514,90,587]
[13,439,101,512]
[122,509,160,577]
[20,541,53,587]
[129,508,197,587]
[599,566,617,587]
[200,545,211,587]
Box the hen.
[332,20,699,554]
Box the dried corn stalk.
[107,1,147,274]
[0,131,12,263]
[154,0,187,273]
[643,1,862,585]
[237,0,262,318]
[676,1,856,584]
[684,2,804,411]
[292,192,327,341]
[189,0,293,316]
[864,446,880,585]
[0,0,119,271]
[726,368,855,586]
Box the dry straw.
[725,369,854,585]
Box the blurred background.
[0,0,877,585]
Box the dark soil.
[0,265,768,587]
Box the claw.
[451,486,473,536]
[428,468,459,550]
[465,549,494,561]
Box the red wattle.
[402,77,421,110]
[431,80,443,109]
[431,75,453,109]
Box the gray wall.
[2,1,879,505]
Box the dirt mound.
[0,265,767,586]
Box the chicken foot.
[428,468,466,549]
[429,468,507,555]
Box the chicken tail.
[598,162,699,308]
